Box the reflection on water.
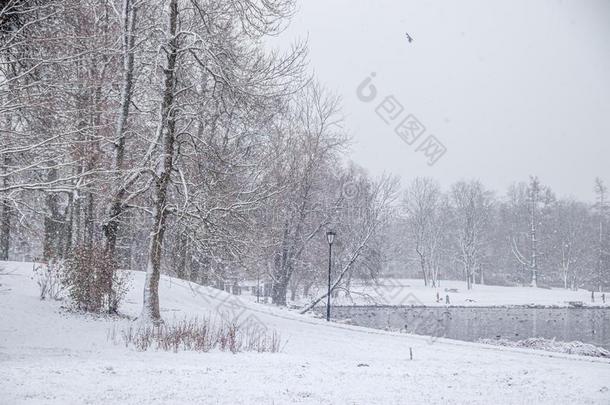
[327,306,610,349]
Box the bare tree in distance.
[594,177,608,292]
[451,180,493,290]
[401,177,447,287]
[300,174,399,314]
[511,176,555,287]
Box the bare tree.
[265,83,346,305]
[594,177,608,292]
[102,0,140,257]
[512,176,545,287]
[300,174,399,314]
[401,177,447,287]
[451,180,492,289]
[138,0,306,322]
[550,199,590,290]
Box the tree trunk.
[104,0,138,314]
[43,167,70,260]
[141,203,167,322]
[272,277,288,306]
[418,252,428,286]
[303,282,313,297]
[175,232,187,279]
[272,222,293,306]
[103,0,138,256]
[140,0,178,324]
[290,285,297,301]
[599,221,604,293]
[0,155,10,260]
[84,191,95,248]
[530,185,538,287]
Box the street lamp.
[326,230,336,322]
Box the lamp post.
[326,230,336,322]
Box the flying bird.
[405,32,413,43]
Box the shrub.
[33,259,65,300]
[108,317,283,353]
[62,245,131,313]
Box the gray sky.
[271,0,610,201]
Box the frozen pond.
[327,306,610,349]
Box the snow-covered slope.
[1,261,610,404]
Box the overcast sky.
[271,0,610,201]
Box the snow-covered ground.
[1,261,610,404]
[324,278,610,307]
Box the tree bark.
[529,180,538,287]
[140,0,178,324]
[103,0,138,256]
[0,155,10,260]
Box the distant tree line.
[388,176,609,292]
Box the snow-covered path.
[1,261,609,404]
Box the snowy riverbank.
[323,278,610,308]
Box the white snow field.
[328,278,610,307]
[1,261,610,405]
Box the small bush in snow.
[109,317,283,354]
[33,260,65,300]
[62,245,131,313]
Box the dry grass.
[108,317,283,354]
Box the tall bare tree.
[401,177,448,287]
[594,177,608,292]
[451,180,492,289]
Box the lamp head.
[326,230,336,245]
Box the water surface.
[327,306,610,349]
